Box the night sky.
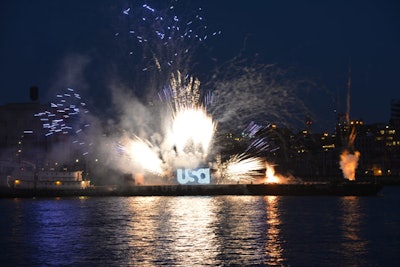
[1,0,400,132]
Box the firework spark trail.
[207,63,310,133]
[34,87,92,155]
[34,88,89,135]
[242,121,273,156]
[127,136,163,175]
[119,2,220,75]
[216,153,265,183]
[163,71,201,111]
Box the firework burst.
[214,153,265,184]
[117,1,221,95]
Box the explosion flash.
[128,137,163,175]
[110,71,216,180]
[216,154,265,183]
[168,107,215,159]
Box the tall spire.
[346,61,351,125]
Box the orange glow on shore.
[263,162,294,184]
[265,163,280,183]
[340,150,360,181]
[134,173,144,185]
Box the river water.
[0,186,399,266]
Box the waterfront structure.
[0,88,87,179]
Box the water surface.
[0,187,399,266]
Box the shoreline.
[0,181,383,198]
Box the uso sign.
[176,168,211,185]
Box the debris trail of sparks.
[34,87,89,136]
[218,154,265,183]
[34,87,92,155]
[119,2,221,73]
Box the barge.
[0,181,382,198]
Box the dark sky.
[1,0,400,132]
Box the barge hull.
[0,182,383,198]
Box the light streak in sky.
[34,87,89,136]
[242,121,274,156]
[118,1,221,74]
[34,87,92,156]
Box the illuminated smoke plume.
[339,66,360,181]
[340,150,360,181]
[340,127,360,181]
[265,162,280,184]
[264,162,295,184]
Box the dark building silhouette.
[390,99,400,127]
[29,86,39,102]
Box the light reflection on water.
[265,196,284,265]
[1,189,399,266]
[339,196,369,266]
